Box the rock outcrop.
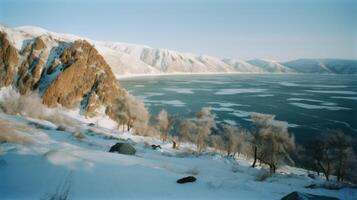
[109,143,136,155]
[176,176,197,184]
[0,32,19,87]
[281,191,339,200]
[0,30,125,117]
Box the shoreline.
[117,72,302,80]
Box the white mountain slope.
[222,58,265,73]
[247,59,296,73]
[283,59,357,74]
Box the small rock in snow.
[176,176,197,184]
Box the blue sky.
[0,0,356,61]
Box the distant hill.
[283,59,357,74]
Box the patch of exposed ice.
[230,110,251,118]
[208,102,249,107]
[290,93,310,96]
[289,102,351,111]
[287,98,324,103]
[310,84,347,88]
[305,90,357,95]
[331,96,357,100]
[163,88,194,94]
[215,88,266,95]
[209,107,235,112]
[279,82,300,87]
[137,92,164,100]
[254,94,274,97]
[143,99,185,107]
[223,120,237,125]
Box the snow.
[305,90,357,95]
[215,88,267,95]
[0,112,355,199]
[289,102,351,111]
[331,96,357,100]
[143,99,186,107]
[163,88,194,94]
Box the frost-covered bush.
[249,112,295,173]
[156,109,171,142]
[0,118,34,144]
[211,134,225,153]
[72,131,86,140]
[302,130,357,182]
[194,107,216,153]
[0,87,72,126]
[110,92,150,135]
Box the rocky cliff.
[0,31,125,117]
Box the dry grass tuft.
[0,87,74,127]
[0,118,34,144]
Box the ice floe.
[215,88,266,95]
[289,102,350,111]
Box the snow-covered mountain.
[247,59,296,73]
[283,59,357,74]
[1,25,356,77]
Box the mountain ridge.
[1,25,357,77]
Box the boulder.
[151,144,161,150]
[176,176,197,184]
[109,143,136,155]
[281,191,339,200]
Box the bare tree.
[211,134,225,153]
[249,112,274,168]
[194,107,216,153]
[178,119,197,143]
[258,123,295,173]
[110,92,150,134]
[156,109,172,142]
[222,124,239,156]
[303,130,357,182]
[305,138,333,181]
[249,112,295,173]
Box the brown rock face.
[0,32,19,87]
[41,40,124,116]
[0,31,125,117]
[17,36,50,94]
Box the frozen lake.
[120,74,357,143]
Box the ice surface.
[215,88,267,95]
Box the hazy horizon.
[1,0,356,62]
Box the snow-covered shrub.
[0,118,34,144]
[178,119,197,143]
[211,134,225,153]
[302,130,357,183]
[72,131,86,140]
[0,87,73,127]
[249,112,295,173]
[110,92,150,135]
[156,109,171,142]
[194,107,216,153]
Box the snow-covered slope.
[222,59,265,73]
[283,59,357,74]
[247,59,296,73]
[1,111,355,200]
